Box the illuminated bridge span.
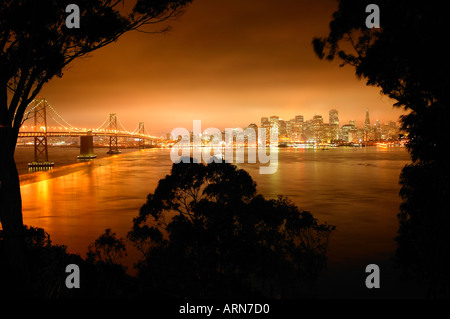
[18,98,158,169]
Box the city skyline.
[256,107,399,129]
[255,107,401,144]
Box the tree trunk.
[0,125,28,296]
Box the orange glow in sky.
[39,0,404,136]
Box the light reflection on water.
[17,146,416,297]
[20,149,173,257]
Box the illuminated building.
[364,108,371,141]
[329,109,340,141]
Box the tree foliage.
[87,228,127,265]
[1,225,81,298]
[313,0,449,297]
[0,225,137,298]
[128,160,335,298]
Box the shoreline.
[16,146,153,185]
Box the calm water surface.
[14,146,424,298]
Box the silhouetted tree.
[128,159,335,298]
[0,0,192,293]
[86,228,134,298]
[0,225,84,298]
[313,0,449,297]
[1,225,138,298]
[87,228,127,265]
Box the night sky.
[39,0,404,136]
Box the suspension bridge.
[17,97,159,169]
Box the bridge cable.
[19,99,44,123]
[116,116,132,134]
[46,112,72,130]
[46,102,76,130]
[96,116,113,131]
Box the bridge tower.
[107,113,121,154]
[28,98,54,170]
[138,122,145,149]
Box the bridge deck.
[18,131,156,140]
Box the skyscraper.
[364,108,371,141]
[312,114,323,124]
[329,109,339,141]
[365,108,370,131]
[295,115,304,123]
[278,119,287,137]
[270,115,279,124]
[312,115,323,142]
[329,109,339,126]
